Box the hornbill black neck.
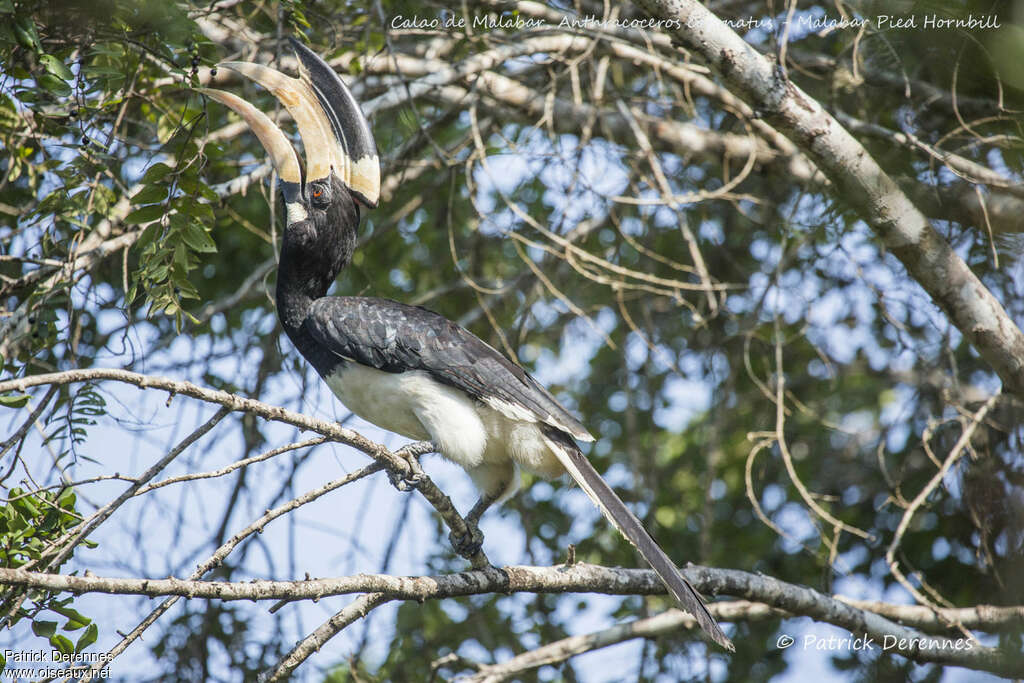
[275,175,360,341]
[198,38,378,362]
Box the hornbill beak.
[200,38,380,208]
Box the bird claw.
[448,524,484,558]
[388,451,427,491]
[388,469,425,492]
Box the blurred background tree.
[0,0,1022,680]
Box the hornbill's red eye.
[312,188,322,198]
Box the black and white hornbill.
[201,39,732,651]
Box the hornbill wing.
[304,296,594,442]
[204,40,733,652]
[305,296,735,651]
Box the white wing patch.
[482,395,595,442]
[482,396,538,423]
[562,420,596,442]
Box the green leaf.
[141,162,173,184]
[91,184,115,215]
[173,242,189,270]
[62,614,89,631]
[157,111,181,143]
[39,54,73,80]
[13,16,40,51]
[123,205,165,225]
[32,619,57,637]
[82,65,123,78]
[75,623,98,652]
[12,495,39,518]
[182,223,217,253]
[50,604,91,628]
[176,199,213,222]
[13,87,37,103]
[288,8,311,28]
[49,634,74,655]
[148,264,169,282]
[198,183,218,201]
[0,393,29,408]
[38,508,60,532]
[38,74,72,97]
[88,43,125,57]
[131,184,167,204]
[133,222,162,252]
[57,490,76,509]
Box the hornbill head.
[200,39,379,278]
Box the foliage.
[0,486,97,660]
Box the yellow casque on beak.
[217,61,337,184]
[202,40,380,208]
[197,87,301,185]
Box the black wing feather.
[304,296,593,441]
[306,296,733,649]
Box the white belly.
[324,364,437,442]
[322,364,565,492]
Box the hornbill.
[201,39,732,651]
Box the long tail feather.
[542,432,734,651]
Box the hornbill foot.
[387,451,427,491]
[388,467,425,492]
[448,523,484,558]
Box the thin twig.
[885,392,1000,609]
[261,593,394,682]
[69,460,383,681]
[1,406,231,629]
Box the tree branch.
[2,563,1020,676]
[459,601,781,682]
[0,368,408,472]
[0,406,231,629]
[71,460,385,681]
[629,0,1024,395]
[0,370,488,568]
[262,593,394,683]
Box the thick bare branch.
[630,0,1024,394]
[0,369,406,469]
[2,563,1020,676]
[837,599,1024,633]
